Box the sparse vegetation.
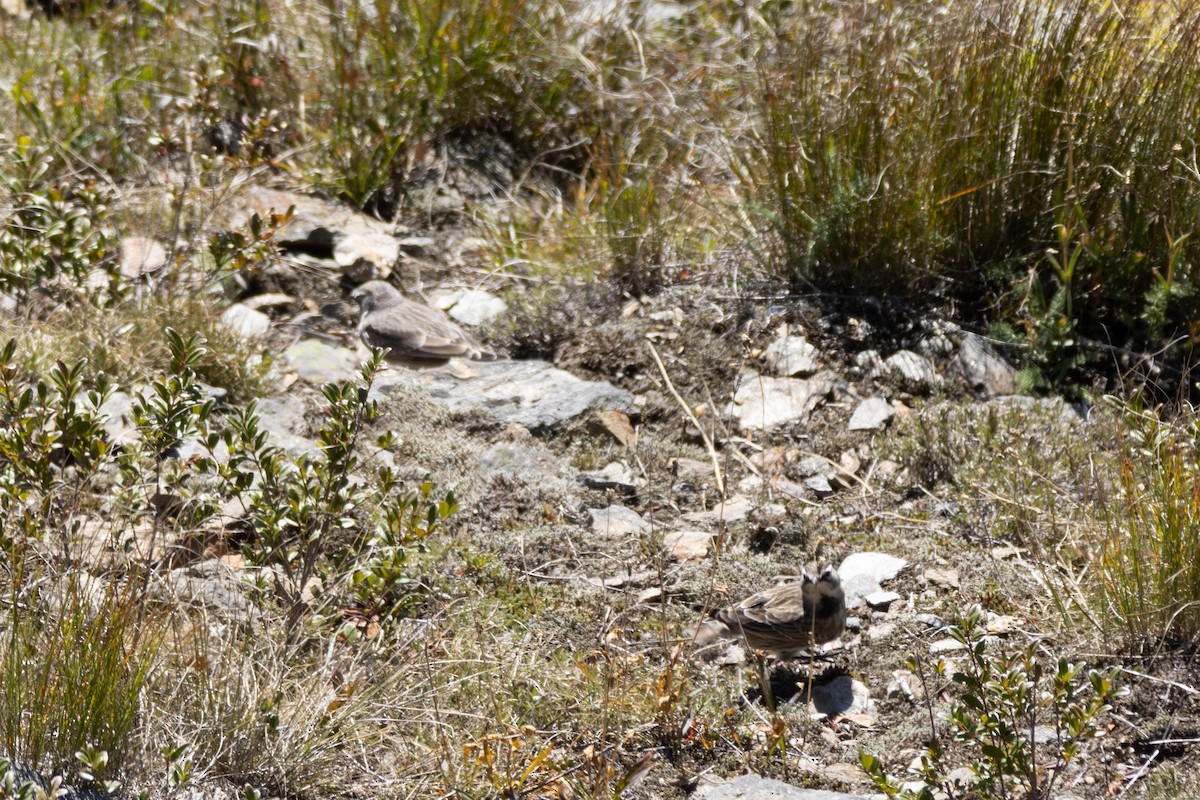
[0,0,1197,796]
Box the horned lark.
[350,280,496,365]
[696,561,847,659]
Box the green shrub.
[862,607,1123,800]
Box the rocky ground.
[51,160,1192,800]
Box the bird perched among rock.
[695,561,847,659]
[350,280,497,365]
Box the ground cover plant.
[0,0,1198,798]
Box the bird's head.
[349,280,399,313]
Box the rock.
[832,450,861,488]
[915,613,946,628]
[332,232,399,272]
[694,774,871,800]
[867,622,896,642]
[840,572,881,609]
[164,559,254,617]
[94,390,137,443]
[986,613,1021,635]
[671,457,711,481]
[221,303,271,338]
[804,475,833,495]
[398,236,436,257]
[663,530,712,561]
[255,394,316,456]
[796,454,834,478]
[955,332,1018,397]
[847,397,894,431]
[864,590,901,610]
[372,359,634,433]
[838,552,906,607]
[242,292,296,311]
[991,545,1027,560]
[432,288,507,326]
[808,675,876,718]
[924,567,960,589]
[762,330,820,376]
[117,236,167,278]
[839,552,907,584]
[213,186,395,258]
[930,638,967,654]
[682,494,752,526]
[854,349,883,373]
[589,505,650,537]
[579,461,639,492]
[728,372,835,430]
[477,441,566,482]
[882,349,943,390]
[282,339,361,384]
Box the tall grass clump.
[1093,398,1200,648]
[732,0,1200,380]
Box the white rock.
[118,237,168,278]
[333,232,400,270]
[762,331,819,376]
[864,590,901,610]
[839,551,908,583]
[589,505,650,537]
[728,372,834,430]
[930,638,967,654]
[441,288,507,326]
[848,396,894,431]
[882,349,943,388]
[221,303,271,338]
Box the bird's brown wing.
[719,583,813,634]
[362,298,490,360]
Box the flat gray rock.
[579,461,639,492]
[255,394,316,456]
[477,441,565,481]
[847,396,894,431]
[682,494,752,526]
[282,339,362,384]
[165,559,254,617]
[804,474,833,495]
[695,774,871,800]
[374,359,634,433]
[589,505,650,536]
[729,371,835,430]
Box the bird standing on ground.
[350,280,497,365]
[696,561,847,659]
